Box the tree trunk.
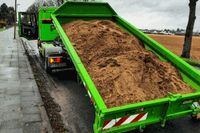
[181,0,198,58]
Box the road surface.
[25,39,200,133]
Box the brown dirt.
[62,20,194,108]
[149,34,200,61]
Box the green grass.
[0,28,5,32]
[182,58,200,67]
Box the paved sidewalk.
[0,29,52,133]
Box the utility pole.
[14,0,17,39]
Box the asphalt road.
[25,39,200,133]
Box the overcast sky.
[0,0,200,31]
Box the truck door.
[18,12,38,39]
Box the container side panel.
[54,2,117,16]
[56,16,114,25]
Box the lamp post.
[14,0,17,39]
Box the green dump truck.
[19,2,200,133]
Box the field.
[149,34,200,61]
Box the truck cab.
[18,7,73,73]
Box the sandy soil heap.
[62,20,194,108]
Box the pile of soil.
[62,20,194,108]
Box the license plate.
[50,63,67,68]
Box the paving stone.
[0,104,21,113]
[0,128,23,133]
[21,102,39,109]
[5,81,20,88]
[0,88,5,93]
[1,112,22,121]
[19,74,31,79]
[6,88,20,95]
[0,96,20,107]
[21,91,35,96]
[19,86,34,92]
[23,113,41,123]
[0,94,4,98]
[10,63,18,67]
[19,81,36,88]
[0,119,23,129]
[21,96,41,104]
[0,64,10,67]
[23,122,42,133]
[22,106,40,114]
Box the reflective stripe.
[103,118,120,130]
[193,102,200,107]
[103,113,148,130]
[139,113,148,121]
[121,114,138,125]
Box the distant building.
[175,29,185,36]
[141,28,199,36]
[193,32,200,36]
[141,29,174,35]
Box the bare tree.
[57,0,64,6]
[64,0,98,2]
[181,0,198,58]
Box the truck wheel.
[39,52,43,57]
[37,40,43,57]
[37,40,41,49]
[191,114,200,121]
[45,57,52,73]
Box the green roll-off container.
[50,2,200,133]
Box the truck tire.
[39,52,43,58]
[191,114,200,121]
[37,40,43,57]
[45,57,52,73]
